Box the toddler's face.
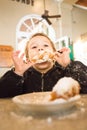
[27,35,55,72]
[28,36,54,62]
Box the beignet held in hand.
[31,51,54,63]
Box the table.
[0,95,87,130]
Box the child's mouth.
[31,51,54,64]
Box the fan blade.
[42,10,61,18]
[41,15,52,25]
[44,18,52,25]
[47,15,61,18]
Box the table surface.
[0,94,87,130]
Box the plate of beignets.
[12,77,81,115]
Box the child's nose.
[38,48,44,51]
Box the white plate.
[12,92,81,115]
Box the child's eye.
[44,44,49,47]
[31,46,37,49]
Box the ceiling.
[63,0,78,5]
[11,0,87,10]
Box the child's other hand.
[12,51,34,76]
[54,47,71,67]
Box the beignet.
[31,51,54,63]
[50,77,80,100]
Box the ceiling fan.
[41,0,61,25]
[41,10,61,25]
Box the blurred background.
[0,0,87,76]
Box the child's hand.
[54,47,71,67]
[12,51,34,76]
